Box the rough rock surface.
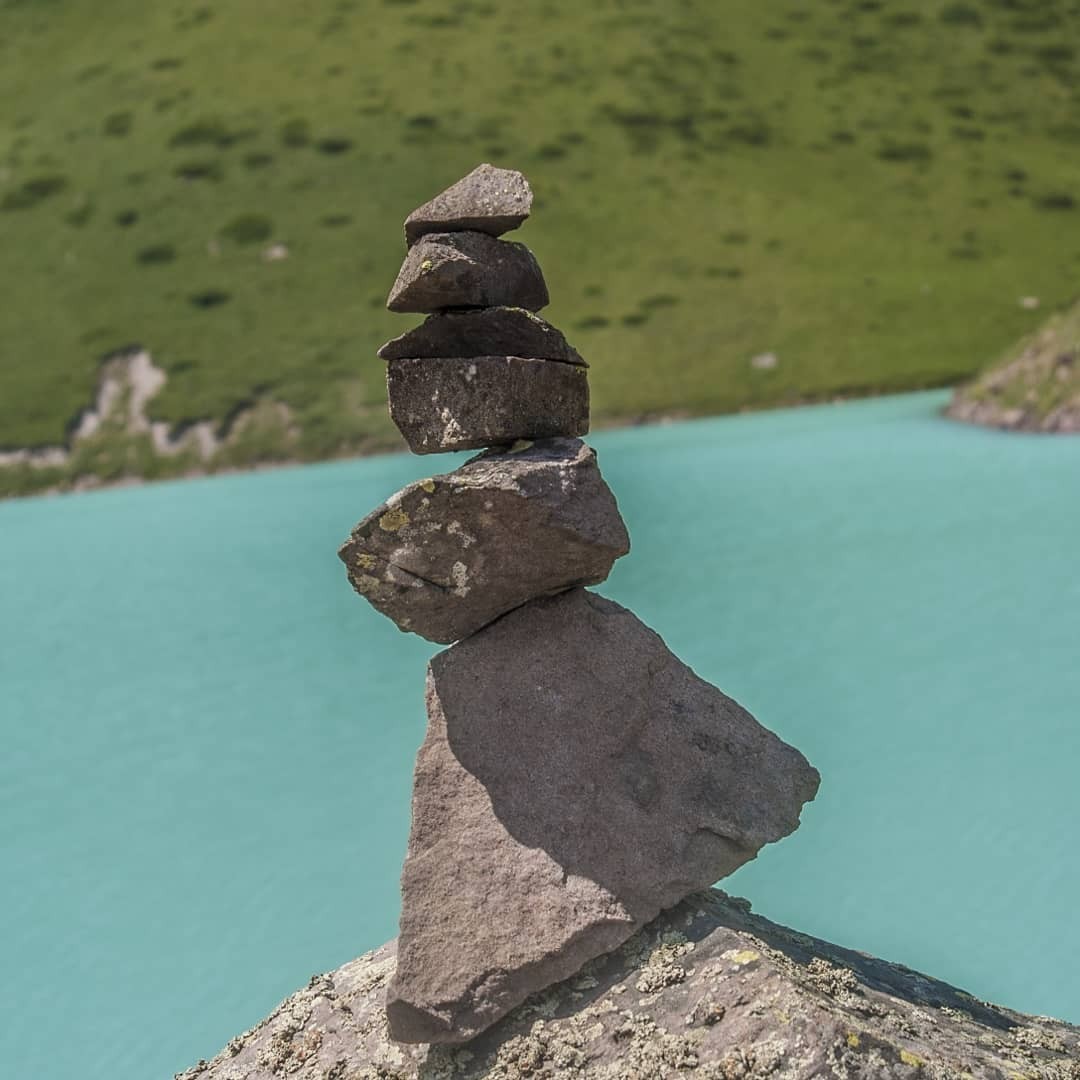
[404,164,533,247]
[386,589,820,1044]
[387,233,549,314]
[378,308,585,366]
[386,356,588,454]
[337,439,629,643]
[177,890,1080,1080]
[948,305,1080,433]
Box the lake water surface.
[2,390,1078,1079]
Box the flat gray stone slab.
[378,307,585,366]
[337,439,629,643]
[179,889,1080,1079]
[404,163,532,247]
[387,588,821,1044]
[386,355,588,454]
[386,232,549,314]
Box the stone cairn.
[338,164,821,1046]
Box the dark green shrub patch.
[173,159,223,181]
[940,4,982,27]
[170,117,251,148]
[1,174,69,210]
[136,244,177,265]
[877,140,933,162]
[219,214,273,244]
[103,111,133,136]
[279,118,311,147]
[189,288,231,308]
[316,136,352,154]
[1034,192,1077,211]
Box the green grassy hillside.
[2,0,1080,494]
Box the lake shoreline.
[0,382,962,503]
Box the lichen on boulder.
[337,440,629,643]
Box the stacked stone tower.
[339,165,820,1046]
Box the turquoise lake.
[1,390,1078,1078]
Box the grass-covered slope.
[2,0,1080,494]
[949,298,1080,431]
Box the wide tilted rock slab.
[179,890,1080,1080]
[386,588,821,1044]
[337,439,629,643]
[387,355,588,454]
[387,232,549,313]
[404,163,532,247]
[378,306,585,365]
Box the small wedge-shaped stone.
[386,588,821,1044]
[387,355,588,454]
[378,307,585,365]
[404,163,532,247]
[337,439,628,643]
[387,232,549,314]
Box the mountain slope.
[3,0,1080,494]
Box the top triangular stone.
[404,164,532,247]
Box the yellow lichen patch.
[899,1049,923,1067]
[418,478,436,493]
[379,507,410,532]
[846,1032,861,1049]
[420,258,434,272]
[509,439,534,453]
[354,552,377,570]
[724,949,760,967]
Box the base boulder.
[178,890,1080,1079]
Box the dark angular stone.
[404,163,532,247]
[386,588,821,1043]
[386,232,549,314]
[337,439,628,643]
[378,307,585,366]
[386,355,588,454]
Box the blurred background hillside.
[2,0,1079,496]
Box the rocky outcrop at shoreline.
[176,889,1080,1080]
[948,301,1080,433]
[0,349,223,469]
[0,347,307,496]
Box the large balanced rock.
[177,890,1080,1080]
[386,589,821,1044]
[387,232,549,313]
[386,355,588,454]
[378,307,585,365]
[338,439,629,643]
[404,163,532,247]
